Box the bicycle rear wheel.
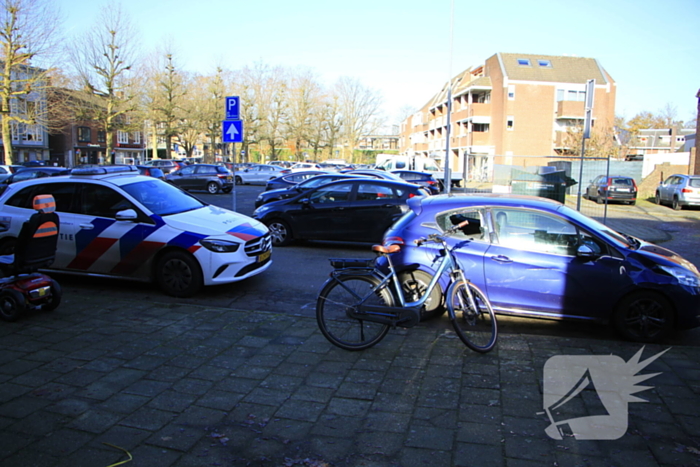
[316,275,392,351]
[446,280,497,353]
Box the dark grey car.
[166,164,233,194]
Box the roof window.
[517,58,531,66]
[538,59,552,68]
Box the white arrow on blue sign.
[222,120,243,143]
[225,96,240,120]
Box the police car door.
[65,183,149,277]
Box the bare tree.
[0,0,62,164]
[286,68,323,161]
[334,76,383,164]
[197,68,225,163]
[69,2,139,164]
[175,73,205,159]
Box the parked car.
[391,170,443,195]
[142,159,181,175]
[379,193,700,343]
[0,167,71,195]
[290,162,323,172]
[166,163,233,194]
[0,165,272,297]
[584,175,637,205]
[343,169,405,181]
[655,174,700,210]
[252,178,430,246]
[255,173,365,208]
[135,165,166,180]
[264,171,330,191]
[0,165,22,183]
[235,164,291,185]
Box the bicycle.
[315,220,497,353]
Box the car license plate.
[257,250,271,263]
[615,188,630,192]
[227,176,232,181]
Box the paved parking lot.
[0,188,699,466]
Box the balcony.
[556,100,585,119]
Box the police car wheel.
[0,289,25,322]
[207,182,220,194]
[156,251,204,297]
[0,238,16,256]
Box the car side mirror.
[116,209,138,221]
[576,244,597,258]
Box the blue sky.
[56,0,700,125]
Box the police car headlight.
[200,239,240,253]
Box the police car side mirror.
[577,244,597,258]
[116,209,138,221]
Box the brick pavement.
[1,288,699,467]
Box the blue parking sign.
[225,96,239,120]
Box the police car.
[0,166,272,297]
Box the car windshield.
[558,205,634,248]
[121,179,206,215]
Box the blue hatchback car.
[380,193,700,343]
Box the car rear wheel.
[613,291,674,343]
[156,250,204,297]
[398,269,445,321]
[654,192,661,205]
[235,176,243,185]
[267,219,293,246]
[207,182,220,194]
[672,197,683,210]
[596,193,604,204]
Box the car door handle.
[79,223,94,230]
[490,255,512,263]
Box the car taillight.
[682,188,693,193]
[427,180,437,185]
[218,174,227,179]
[383,236,405,246]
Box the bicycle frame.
[327,237,472,328]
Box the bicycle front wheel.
[316,275,392,351]
[446,280,497,353]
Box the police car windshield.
[121,179,205,215]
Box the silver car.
[655,174,700,210]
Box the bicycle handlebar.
[415,220,469,246]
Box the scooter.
[0,194,62,321]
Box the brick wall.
[638,162,689,198]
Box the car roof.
[410,193,565,214]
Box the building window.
[508,85,515,100]
[97,131,106,143]
[117,131,129,144]
[538,60,552,68]
[132,131,141,144]
[507,117,514,131]
[557,89,586,102]
[473,123,489,132]
[517,58,531,66]
[78,126,91,142]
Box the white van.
[375,154,463,187]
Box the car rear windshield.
[121,179,206,216]
[216,166,230,174]
[689,178,700,188]
[612,178,633,186]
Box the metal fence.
[457,155,644,224]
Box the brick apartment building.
[400,52,616,181]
